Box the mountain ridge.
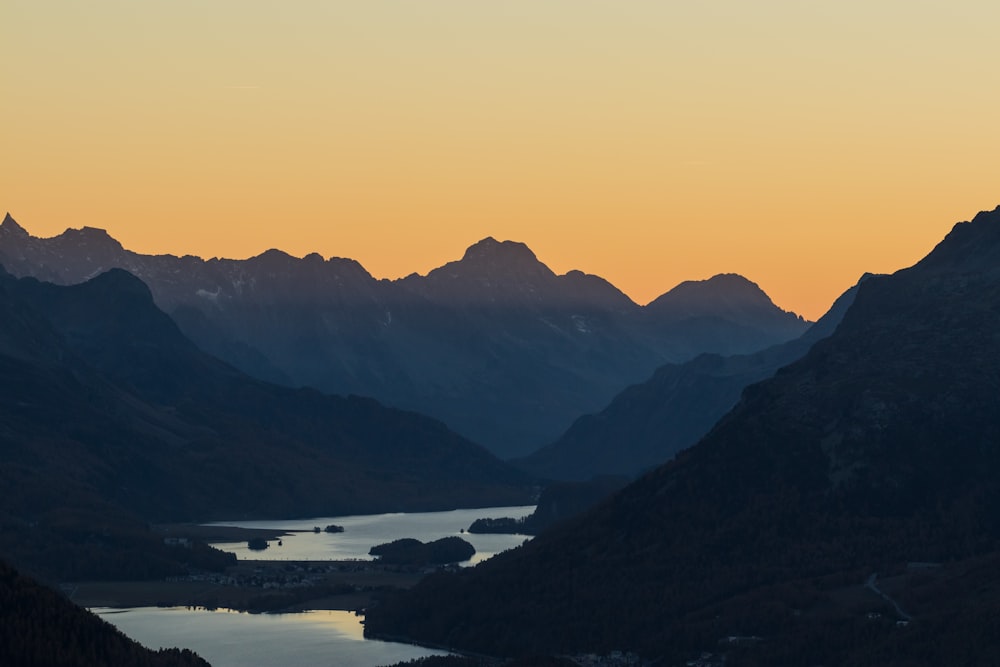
[0,265,533,581]
[517,276,863,481]
[0,218,810,457]
[363,206,1000,663]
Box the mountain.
[0,215,810,457]
[398,237,636,311]
[364,206,1000,663]
[644,273,808,355]
[517,278,863,481]
[0,266,532,580]
[0,559,208,666]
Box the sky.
[2,1,999,320]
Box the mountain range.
[517,277,864,480]
[0,264,531,581]
[364,206,1000,664]
[0,216,808,457]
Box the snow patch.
[196,287,221,302]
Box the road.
[865,572,912,622]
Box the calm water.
[96,507,535,666]
[94,607,446,667]
[207,505,535,565]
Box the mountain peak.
[646,272,808,343]
[970,204,1000,223]
[250,248,295,263]
[88,266,153,292]
[461,237,540,266]
[399,237,556,304]
[915,205,1000,274]
[0,213,28,237]
[58,226,124,251]
[650,273,778,313]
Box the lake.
[94,506,534,666]
[95,607,447,667]
[206,505,535,565]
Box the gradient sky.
[3,2,999,320]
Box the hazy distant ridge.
[0,214,809,457]
[0,264,532,580]
[518,277,863,480]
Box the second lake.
[206,505,536,565]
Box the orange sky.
[3,2,999,320]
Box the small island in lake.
[324,524,345,533]
[247,538,269,551]
[369,536,475,565]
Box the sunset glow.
[3,1,999,319]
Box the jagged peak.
[402,236,558,300]
[970,204,1000,223]
[327,255,375,279]
[244,248,374,279]
[0,213,28,237]
[915,205,1000,273]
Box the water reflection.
[207,505,535,564]
[94,607,447,667]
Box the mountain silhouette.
[0,559,209,666]
[643,273,808,357]
[0,220,810,457]
[364,206,1000,663]
[0,267,532,581]
[517,278,863,481]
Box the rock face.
[0,216,808,457]
[363,206,1000,662]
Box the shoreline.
[154,523,299,542]
[69,559,425,614]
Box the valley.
[6,2,997,663]
[363,206,1000,664]
[3,206,1000,665]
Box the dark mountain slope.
[365,206,1000,662]
[518,279,862,481]
[3,268,531,519]
[0,215,810,456]
[0,559,208,666]
[0,268,532,579]
[392,237,663,454]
